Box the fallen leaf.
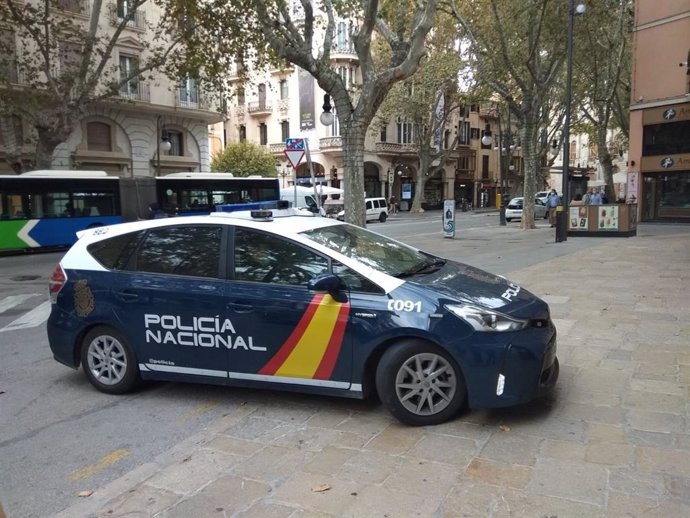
[499,425,511,432]
[77,490,93,498]
[311,484,331,493]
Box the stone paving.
[56,228,690,518]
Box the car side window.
[234,228,329,286]
[130,225,222,278]
[332,261,383,294]
[366,200,373,210]
[88,231,143,270]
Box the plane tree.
[0,0,194,171]
[166,0,437,226]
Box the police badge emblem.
[74,280,95,317]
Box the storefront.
[637,103,690,222]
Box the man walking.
[547,189,560,227]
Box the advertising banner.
[569,206,587,230]
[443,200,455,238]
[298,68,314,130]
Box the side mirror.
[308,274,348,303]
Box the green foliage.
[211,141,277,177]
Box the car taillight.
[49,264,67,303]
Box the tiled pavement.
[56,228,690,518]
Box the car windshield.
[301,223,442,277]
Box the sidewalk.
[57,227,690,518]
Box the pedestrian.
[601,189,609,204]
[388,195,397,214]
[547,189,559,227]
[570,193,584,206]
[590,188,603,205]
[583,189,593,205]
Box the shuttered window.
[87,122,112,151]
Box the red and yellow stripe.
[259,293,350,380]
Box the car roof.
[75,209,339,245]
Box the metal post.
[155,115,161,177]
[558,0,577,242]
[303,138,321,214]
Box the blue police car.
[47,207,558,426]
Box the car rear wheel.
[379,212,388,223]
[81,326,140,394]
[505,218,512,222]
[376,340,466,426]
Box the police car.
[47,206,558,426]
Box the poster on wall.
[298,68,314,130]
[402,183,412,200]
[569,206,587,230]
[626,172,639,202]
[597,205,619,230]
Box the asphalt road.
[0,211,683,517]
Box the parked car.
[505,197,549,222]
[535,191,551,204]
[337,197,388,222]
[47,205,558,426]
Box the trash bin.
[555,210,568,242]
[399,200,409,211]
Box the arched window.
[87,122,112,151]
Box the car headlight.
[445,304,528,332]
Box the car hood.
[405,259,544,316]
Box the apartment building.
[0,0,220,176]
[220,41,502,210]
[629,1,690,221]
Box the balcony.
[269,142,285,155]
[320,136,343,153]
[329,42,358,62]
[117,82,150,102]
[373,142,419,156]
[109,4,147,31]
[55,0,90,17]
[175,88,208,110]
[247,101,272,116]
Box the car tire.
[379,212,387,223]
[81,326,140,394]
[375,340,466,426]
[505,218,512,222]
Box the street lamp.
[320,94,334,126]
[558,0,586,242]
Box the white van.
[280,186,343,213]
[337,197,389,222]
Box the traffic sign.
[285,138,305,150]
[284,149,305,169]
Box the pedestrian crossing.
[0,293,51,333]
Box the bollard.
[555,209,568,242]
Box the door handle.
[227,302,253,313]
[115,290,139,302]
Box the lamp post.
[558,0,586,241]
[155,115,172,176]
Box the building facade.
[629,1,690,221]
[0,0,220,177]
[220,49,504,210]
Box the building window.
[397,118,414,144]
[457,155,470,171]
[259,123,267,145]
[444,130,450,149]
[281,120,289,142]
[118,55,139,96]
[0,30,17,83]
[279,79,288,100]
[569,140,577,161]
[643,121,690,155]
[179,77,198,105]
[239,125,246,142]
[336,21,347,48]
[56,0,83,13]
[117,0,133,18]
[458,121,470,145]
[164,130,183,156]
[470,104,479,112]
[86,122,112,151]
[470,127,479,140]
[236,87,245,105]
[258,83,267,108]
[481,155,489,179]
[60,41,81,75]
[380,124,387,143]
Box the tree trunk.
[597,124,615,202]
[520,114,538,230]
[342,122,367,227]
[34,127,63,170]
[411,153,429,213]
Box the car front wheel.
[505,217,512,222]
[379,212,388,223]
[376,340,466,426]
[81,326,140,394]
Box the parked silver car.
[505,197,549,222]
